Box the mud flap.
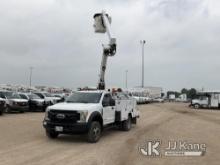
[131,117,137,124]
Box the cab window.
[20,94,28,100]
[0,92,5,99]
[102,94,111,107]
[35,93,44,99]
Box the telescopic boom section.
[93,11,117,90]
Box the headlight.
[13,101,18,105]
[45,109,50,120]
[79,111,88,122]
[45,101,50,105]
[36,101,43,105]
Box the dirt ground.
[0,102,220,165]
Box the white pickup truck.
[43,90,139,143]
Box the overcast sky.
[0,0,220,91]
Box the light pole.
[125,70,128,89]
[29,67,33,90]
[140,40,146,88]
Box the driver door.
[102,94,115,125]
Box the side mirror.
[110,99,115,106]
[102,101,109,107]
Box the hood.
[51,97,61,101]
[192,99,199,104]
[45,97,61,101]
[48,102,100,111]
[10,99,28,102]
[32,99,45,102]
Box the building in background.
[128,86,163,99]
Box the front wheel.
[194,104,200,109]
[5,105,11,113]
[121,116,132,131]
[87,121,101,143]
[46,130,59,139]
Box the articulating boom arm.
[93,11,117,90]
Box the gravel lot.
[0,103,220,165]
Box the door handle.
[112,107,114,110]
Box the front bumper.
[0,104,5,111]
[29,104,46,111]
[0,106,5,113]
[9,105,29,111]
[43,120,88,134]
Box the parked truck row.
[0,90,66,115]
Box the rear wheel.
[0,110,2,115]
[87,121,101,143]
[46,130,59,139]
[121,116,132,131]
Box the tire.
[132,117,137,124]
[46,130,59,139]
[194,104,200,109]
[20,110,24,113]
[0,110,2,115]
[121,115,132,131]
[5,105,11,113]
[87,121,101,143]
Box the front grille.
[48,110,80,124]
[17,102,27,106]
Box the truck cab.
[191,95,209,109]
[43,90,139,143]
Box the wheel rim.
[195,105,199,109]
[5,106,9,113]
[93,126,101,140]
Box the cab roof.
[77,90,106,94]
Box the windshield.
[199,96,208,100]
[66,92,102,103]
[28,94,41,99]
[5,92,21,99]
[44,93,52,97]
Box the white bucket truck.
[43,90,139,143]
[43,11,139,142]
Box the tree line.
[167,88,197,99]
